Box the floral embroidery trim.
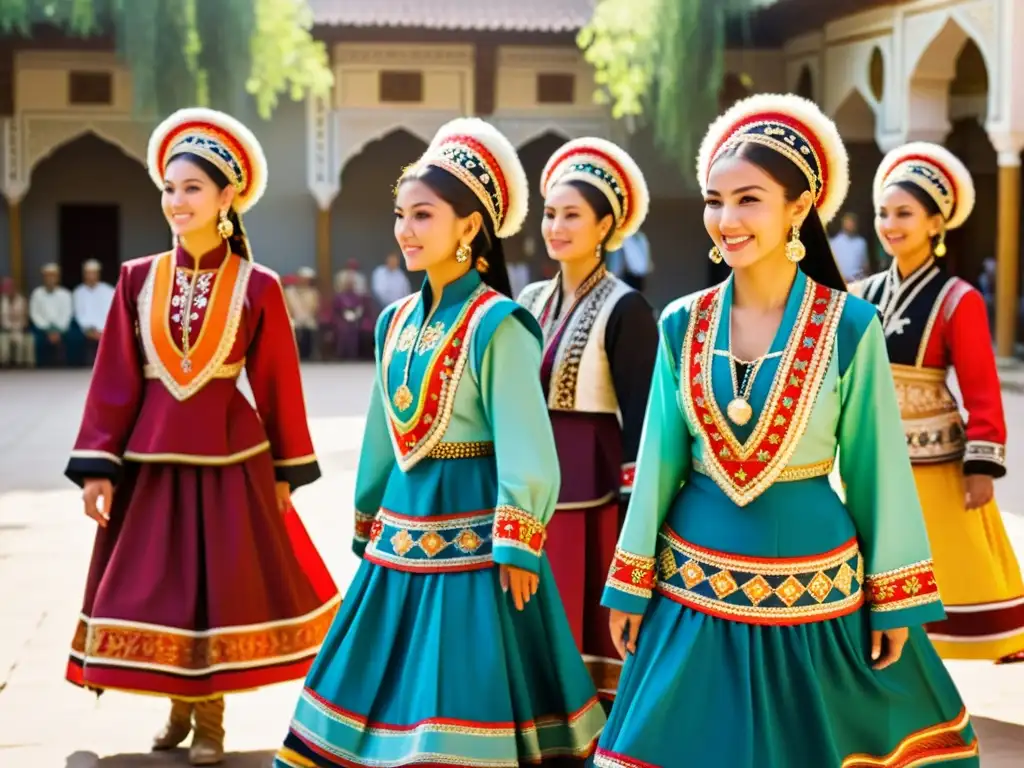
[363,508,494,572]
[680,279,844,507]
[380,286,503,472]
[840,707,977,767]
[354,510,375,543]
[655,529,864,625]
[865,560,941,613]
[493,505,546,557]
[606,548,656,599]
[620,463,636,491]
[139,251,252,402]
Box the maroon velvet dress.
[518,265,657,703]
[64,243,340,700]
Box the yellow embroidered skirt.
[915,462,1024,660]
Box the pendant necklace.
[726,314,764,427]
[392,301,439,411]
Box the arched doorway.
[512,131,569,288]
[331,129,428,289]
[831,88,884,271]
[23,132,164,289]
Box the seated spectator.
[72,259,115,366]
[0,276,33,368]
[29,263,73,368]
[284,266,320,361]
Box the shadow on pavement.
[65,749,276,766]
[975,715,1024,765]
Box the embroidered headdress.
[147,107,268,216]
[404,117,528,239]
[873,142,975,230]
[540,137,650,252]
[697,93,850,225]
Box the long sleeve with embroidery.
[245,276,320,491]
[481,315,561,574]
[65,264,144,486]
[602,319,690,615]
[352,374,396,557]
[946,290,1007,477]
[838,314,945,630]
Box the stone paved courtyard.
[1,364,1023,766]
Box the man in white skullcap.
[72,259,115,365]
[283,266,320,360]
[29,263,73,367]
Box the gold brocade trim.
[69,449,123,465]
[493,505,546,556]
[71,596,340,675]
[274,453,318,467]
[122,441,270,466]
[680,280,845,507]
[143,359,244,380]
[425,441,495,460]
[866,560,941,613]
[841,707,977,767]
[891,363,965,463]
[606,548,657,598]
[692,457,833,483]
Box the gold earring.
[455,243,471,263]
[217,209,234,240]
[785,223,806,263]
[709,245,723,264]
[595,243,603,259]
[934,230,947,258]
[475,256,490,273]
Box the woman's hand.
[609,609,644,659]
[275,481,292,514]
[499,565,539,611]
[870,627,909,670]
[964,474,994,510]
[82,479,114,528]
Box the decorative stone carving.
[307,93,339,210]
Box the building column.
[306,92,340,294]
[989,135,1024,358]
[315,202,334,295]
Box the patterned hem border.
[492,505,545,556]
[840,707,977,767]
[594,748,660,768]
[866,560,941,613]
[606,548,656,599]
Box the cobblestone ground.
[0,364,1022,766]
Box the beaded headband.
[541,137,650,252]
[873,142,975,230]
[698,94,849,225]
[406,118,528,239]
[148,107,268,215]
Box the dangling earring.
[217,209,234,240]
[475,256,490,273]
[455,243,471,263]
[709,245,723,264]
[595,243,603,259]
[785,223,806,263]
[933,229,947,258]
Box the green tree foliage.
[578,0,776,178]
[0,0,332,119]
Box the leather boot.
[152,698,193,750]
[189,697,226,765]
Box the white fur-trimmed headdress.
[147,107,269,215]
[697,93,850,225]
[540,137,650,252]
[406,117,528,239]
[873,142,975,230]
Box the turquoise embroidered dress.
[595,270,978,768]
[276,270,605,768]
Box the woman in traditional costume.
[65,108,340,766]
[595,94,979,767]
[852,142,1024,662]
[275,117,605,768]
[517,138,657,703]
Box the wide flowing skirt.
[67,451,340,700]
[915,462,1024,661]
[596,594,979,768]
[276,557,605,767]
[545,501,623,701]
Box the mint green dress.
[595,269,978,768]
[277,269,605,768]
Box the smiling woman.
[63,107,339,767]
